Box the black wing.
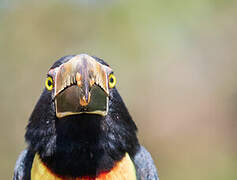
[133,146,159,180]
[13,149,35,180]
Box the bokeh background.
[1,0,237,179]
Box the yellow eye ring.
[45,76,53,91]
[109,74,116,88]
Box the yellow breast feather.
[31,153,137,180]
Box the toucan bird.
[14,54,159,180]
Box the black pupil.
[110,77,114,83]
[48,80,52,86]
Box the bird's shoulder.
[133,146,159,180]
[13,149,35,180]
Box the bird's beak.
[48,54,112,118]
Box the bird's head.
[25,54,139,176]
[46,54,115,118]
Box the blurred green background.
[1,0,237,179]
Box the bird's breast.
[31,153,137,180]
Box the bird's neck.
[28,116,139,178]
[40,118,126,177]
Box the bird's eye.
[108,74,116,88]
[45,76,53,91]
